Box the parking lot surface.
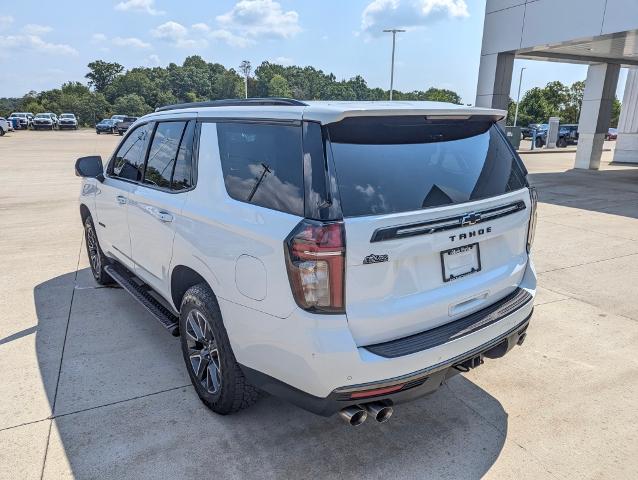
[1,130,637,479]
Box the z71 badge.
[363,254,389,264]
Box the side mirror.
[75,155,104,182]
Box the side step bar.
[104,264,180,336]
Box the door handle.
[154,210,173,223]
[116,195,127,205]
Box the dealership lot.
[1,130,637,479]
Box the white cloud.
[112,36,151,48]
[216,0,301,40]
[92,33,107,43]
[209,29,253,48]
[271,56,293,66]
[361,0,468,37]
[23,24,53,35]
[115,0,165,15]
[151,21,207,48]
[0,34,78,55]
[146,54,161,66]
[0,15,13,30]
[191,23,210,33]
[152,20,188,41]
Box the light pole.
[239,60,252,99]
[513,67,526,126]
[383,29,405,101]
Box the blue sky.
[0,0,627,103]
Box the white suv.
[75,99,537,425]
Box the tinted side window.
[112,123,152,182]
[172,121,195,191]
[216,122,304,216]
[144,121,187,189]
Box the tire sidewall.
[179,285,243,414]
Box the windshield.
[327,117,527,217]
[11,113,26,118]
[61,114,75,118]
[35,114,51,118]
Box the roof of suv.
[148,99,505,125]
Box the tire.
[0,128,4,136]
[83,215,113,285]
[535,137,544,148]
[179,284,259,415]
[557,137,567,148]
[96,131,101,135]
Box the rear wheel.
[83,216,113,285]
[179,284,259,415]
[557,137,567,148]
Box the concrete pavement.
[1,130,637,479]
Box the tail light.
[527,187,538,252]
[284,220,345,313]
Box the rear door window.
[216,122,304,216]
[327,117,527,217]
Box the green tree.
[422,87,462,104]
[113,93,152,117]
[268,74,291,97]
[611,97,622,128]
[85,60,124,93]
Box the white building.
[476,0,638,168]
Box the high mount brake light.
[527,187,538,253]
[284,220,345,313]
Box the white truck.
[75,99,537,425]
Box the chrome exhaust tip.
[338,406,368,426]
[365,402,394,423]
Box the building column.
[575,63,621,169]
[614,67,638,164]
[475,52,514,119]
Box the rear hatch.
[326,115,531,346]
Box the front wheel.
[535,137,544,148]
[179,284,259,415]
[557,137,567,148]
[84,216,113,285]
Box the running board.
[104,264,179,336]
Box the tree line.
[507,80,621,128]
[0,56,462,126]
[0,56,620,128]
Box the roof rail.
[155,98,308,112]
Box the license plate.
[440,243,481,282]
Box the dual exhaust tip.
[338,402,393,426]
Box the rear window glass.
[327,117,527,217]
[216,122,304,216]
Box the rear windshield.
[327,116,527,217]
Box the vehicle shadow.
[34,269,508,479]
[528,167,638,219]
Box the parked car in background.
[1,117,14,132]
[0,117,9,136]
[59,113,79,130]
[96,119,119,134]
[534,124,578,148]
[116,116,137,135]
[8,112,33,130]
[33,113,58,130]
[521,127,532,139]
[75,99,537,425]
[606,128,618,140]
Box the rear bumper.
[241,313,531,416]
[223,260,536,415]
